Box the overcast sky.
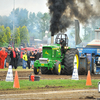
[0,0,49,16]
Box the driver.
[60,39,65,55]
[60,39,64,46]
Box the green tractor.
[34,33,79,75]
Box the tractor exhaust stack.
[51,36,54,45]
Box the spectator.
[6,47,11,68]
[15,48,20,69]
[35,49,42,61]
[35,50,38,60]
[24,49,30,69]
[29,49,32,58]
[0,47,8,69]
[10,47,16,69]
[30,51,35,69]
[4,47,8,68]
[37,48,42,59]
[22,52,28,69]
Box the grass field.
[0,79,99,90]
[0,66,33,71]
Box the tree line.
[0,25,29,47]
[2,8,100,47]
[69,17,100,47]
[0,8,51,47]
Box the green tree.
[20,26,29,44]
[28,12,36,32]
[2,33,7,43]
[35,12,50,39]
[9,8,29,29]
[41,13,51,39]
[14,27,20,46]
[0,25,7,43]
[82,17,100,42]
[82,25,92,42]
[0,16,10,28]
[5,27,11,43]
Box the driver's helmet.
[60,39,64,45]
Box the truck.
[34,33,79,75]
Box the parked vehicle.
[77,28,100,74]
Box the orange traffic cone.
[86,70,92,86]
[13,71,20,88]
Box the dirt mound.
[85,96,96,99]
[37,85,64,89]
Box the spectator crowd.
[0,46,42,69]
[22,48,42,69]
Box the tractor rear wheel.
[55,61,61,75]
[64,49,79,75]
[34,67,39,75]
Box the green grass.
[0,66,33,71]
[0,79,99,90]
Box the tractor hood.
[43,44,61,49]
[42,44,61,60]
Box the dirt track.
[0,70,100,100]
[0,89,100,100]
[1,70,100,80]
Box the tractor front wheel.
[41,67,52,74]
[55,61,61,75]
[34,67,39,75]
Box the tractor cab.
[55,33,68,55]
[55,33,68,47]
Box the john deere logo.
[58,53,61,55]
[45,51,49,55]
